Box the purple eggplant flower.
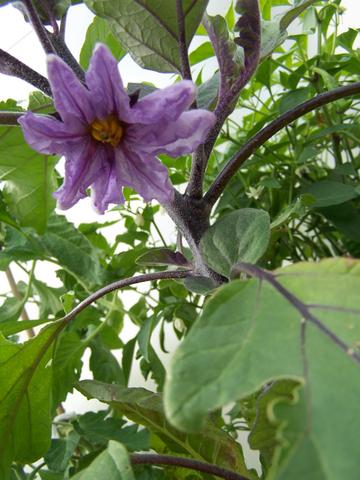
[19,45,216,213]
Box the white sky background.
[0,0,359,468]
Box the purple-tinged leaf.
[234,0,261,81]
[203,13,244,100]
[136,248,190,268]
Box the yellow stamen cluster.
[90,115,124,147]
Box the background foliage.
[0,0,360,479]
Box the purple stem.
[175,0,193,82]
[0,49,52,96]
[204,81,360,207]
[62,270,192,324]
[21,0,56,54]
[130,453,249,480]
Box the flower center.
[90,115,124,147]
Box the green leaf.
[0,321,64,476]
[41,215,105,288]
[0,318,49,337]
[303,180,358,208]
[73,411,150,451]
[28,91,54,114]
[0,297,24,323]
[71,441,135,480]
[136,248,189,267]
[278,87,313,114]
[200,208,270,278]
[77,381,256,479]
[260,20,287,59]
[279,0,319,31]
[189,41,214,65]
[33,279,64,318]
[0,127,57,234]
[164,258,360,479]
[247,380,299,471]
[84,0,209,73]
[44,433,80,473]
[183,276,217,295]
[90,338,125,385]
[80,16,126,69]
[196,72,219,109]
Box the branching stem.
[204,81,360,207]
[62,270,192,324]
[130,453,249,480]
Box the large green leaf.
[200,208,270,278]
[71,441,135,480]
[80,16,126,69]
[0,321,64,478]
[164,258,360,480]
[84,0,208,72]
[0,127,57,234]
[77,381,256,479]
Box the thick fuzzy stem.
[0,49,52,96]
[21,0,56,54]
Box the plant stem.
[21,0,56,54]
[62,270,192,324]
[175,0,192,82]
[49,33,85,83]
[5,265,35,338]
[204,81,360,208]
[0,49,52,96]
[186,0,261,199]
[59,11,67,40]
[130,453,249,480]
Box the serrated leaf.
[164,258,360,480]
[0,321,64,477]
[41,215,105,288]
[84,0,208,73]
[80,16,126,69]
[0,127,57,234]
[71,441,135,480]
[74,411,150,451]
[200,208,270,278]
[77,381,256,479]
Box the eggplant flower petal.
[19,44,216,213]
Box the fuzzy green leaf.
[200,208,270,278]
[71,441,135,480]
[164,258,360,480]
[84,0,208,73]
[80,16,126,69]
